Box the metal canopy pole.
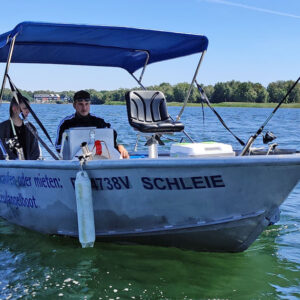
[130,73,146,90]
[0,34,17,104]
[136,50,150,83]
[129,50,150,90]
[176,51,206,121]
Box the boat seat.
[126,90,184,133]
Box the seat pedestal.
[146,135,158,158]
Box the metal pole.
[169,115,194,143]
[176,51,206,121]
[136,50,150,83]
[130,73,146,90]
[0,34,17,104]
[128,50,150,89]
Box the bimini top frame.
[0,21,208,116]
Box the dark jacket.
[0,119,40,160]
[55,113,118,151]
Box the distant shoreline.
[1,101,299,108]
[105,101,300,108]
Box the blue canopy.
[0,22,208,73]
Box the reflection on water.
[0,104,299,299]
[1,217,299,299]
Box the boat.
[0,21,299,252]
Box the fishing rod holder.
[5,137,25,160]
[80,142,93,161]
[267,143,278,155]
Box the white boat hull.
[0,154,299,252]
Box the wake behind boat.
[0,22,299,252]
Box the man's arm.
[95,117,129,159]
[117,144,129,159]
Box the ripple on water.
[0,105,299,299]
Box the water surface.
[0,104,299,299]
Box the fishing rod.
[240,76,300,156]
[195,80,245,146]
[6,74,54,145]
[6,74,61,160]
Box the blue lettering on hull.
[0,191,38,208]
[141,175,225,190]
[70,175,225,191]
[0,172,63,189]
[70,176,132,191]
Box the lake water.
[0,104,299,299]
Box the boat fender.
[75,170,95,248]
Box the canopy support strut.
[130,73,146,90]
[129,50,150,89]
[176,51,206,121]
[0,34,17,104]
[136,50,150,83]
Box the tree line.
[1,80,299,104]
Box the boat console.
[60,127,121,160]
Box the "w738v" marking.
[70,176,132,190]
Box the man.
[0,95,40,160]
[55,90,129,159]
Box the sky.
[0,0,299,92]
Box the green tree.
[111,88,129,102]
[234,82,257,102]
[59,91,74,102]
[253,83,268,103]
[20,89,34,101]
[173,82,196,103]
[285,81,300,103]
[267,81,288,103]
[203,85,214,100]
[158,82,174,102]
[1,88,12,101]
[194,84,214,103]
[211,82,233,103]
[87,89,105,104]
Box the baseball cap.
[73,90,91,102]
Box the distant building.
[63,96,72,102]
[34,93,61,103]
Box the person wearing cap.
[0,95,40,160]
[55,90,129,159]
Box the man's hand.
[117,144,129,159]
